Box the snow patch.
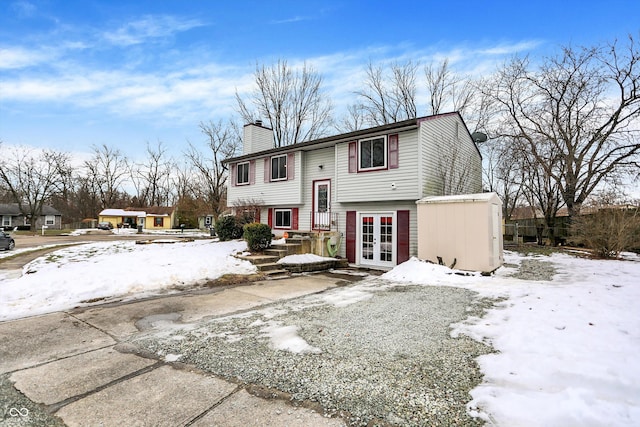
[277,254,336,264]
[260,322,321,354]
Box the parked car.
[0,231,15,250]
[97,221,113,230]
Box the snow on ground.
[0,239,255,321]
[382,252,640,427]
[277,253,336,264]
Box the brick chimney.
[243,120,274,154]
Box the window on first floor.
[236,162,250,185]
[274,209,291,228]
[204,216,212,226]
[154,217,164,227]
[2,216,11,227]
[45,215,55,226]
[271,155,287,181]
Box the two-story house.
[223,112,482,269]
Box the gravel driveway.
[133,276,496,426]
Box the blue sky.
[1,0,639,160]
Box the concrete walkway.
[0,275,348,426]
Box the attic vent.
[255,120,263,126]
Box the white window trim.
[236,161,250,185]
[45,215,55,226]
[358,135,387,172]
[271,155,288,181]
[2,216,11,227]
[274,208,292,229]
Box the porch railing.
[311,211,338,231]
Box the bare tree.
[130,141,174,207]
[335,103,367,133]
[482,137,525,220]
[0,146,70,231]
[236,59,333,147]
[185,120,240,219]
[485,36,640,220]
[425,59,475,116]
[84,144,130,210]
[355,60,418,126]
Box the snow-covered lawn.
[383,251,640,426]
[0,239,255,321]
[0,238,638,425]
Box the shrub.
[243,222,272,252]
[571,206,640,258]
[215,215,243,241]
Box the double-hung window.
[2,216,11,227]
[359,136,387,171]
[271,155,287,181]
[274,209,292,228]
[45,215,55,226]
[236,162,250,185]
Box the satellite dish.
[471,132,488,143]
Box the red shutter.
[264,158,271,183]
[230,164,237,186]
[292,208,298,230]
[287,153,295,180]
[348,141,357,173]
[397,210,410,264]
[346,211,356,263]
[249,160,255,185]
[268,208,273,228]
[388,134,399,169]
[254,208,260,223]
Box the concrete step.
[261,269,290,279]
[270,243,304,256]
[256,262,284,272]
[235,254,279,265]
[263,248,288,258]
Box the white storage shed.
[416,192,503,273]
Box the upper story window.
[236,162,250,185]
[271,155,287,181]
[359,136,387,171]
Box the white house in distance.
[223,112,482,269]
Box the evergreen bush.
[243,222,272,252]
[215,215,243,241]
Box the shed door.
[491,203,501,264]
[360,213,394,267]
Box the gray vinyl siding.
[227,152,302,207]
[335,130,421,203]
[298,147,336,231]
[420,114,482,197]
[332,201,418,261]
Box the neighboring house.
[198,214,216,229]
[0,203,62,230]
[223,112,482,268]
[98,206,177,230]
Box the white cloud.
[478,40,543,56]
[0,47,51,69]
[270,15,311,25]
[10,0,36,17]
[103,15,205,46]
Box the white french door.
[313,180,331,229]
[359,213,395,267]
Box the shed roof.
[416,192,501,205]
